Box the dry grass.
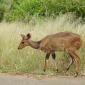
[0,14,85,75]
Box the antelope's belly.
[39,43,65,52]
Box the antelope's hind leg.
[68,50,80,77]
[66,54,74,71]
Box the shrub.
[1,0,85,22]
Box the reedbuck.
[18,32,82,77]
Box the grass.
[0,14,85,76]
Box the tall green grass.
[0,14,85,75]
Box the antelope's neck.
[29,40,41,49]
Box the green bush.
[1,0,85,22]
[0,0,12,21]
[0,1,5,22]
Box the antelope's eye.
[22,42,24,44]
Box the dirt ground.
[0,73,85,85]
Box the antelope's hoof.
[43,69,46,72]
[56,69,59,72]
[66,67,69,71]
[74,72,78,77]
[64,68,68,73]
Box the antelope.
[18,32,82,77]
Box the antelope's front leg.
[43,53,50,72]
[52,53,58,72]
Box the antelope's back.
[40,32,82,51]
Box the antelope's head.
[18,33,31,49]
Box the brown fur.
[39,32,82,52]
[18,32,82,77]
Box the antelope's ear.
[21,34,25,38]
[27,33,31,39]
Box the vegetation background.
[0,0,85,22]
[0,0,85,76]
